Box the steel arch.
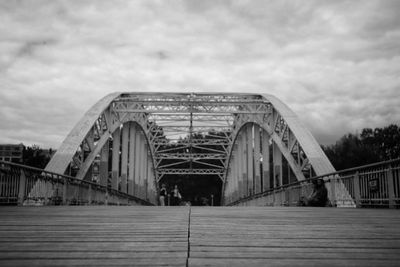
[223,94,335,182]
[262,94,335,175]
[46,93,158,178]
[45,92,338,205]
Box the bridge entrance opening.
[160,174,222,206]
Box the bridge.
[33,92,354,206]
[1,92,400,266]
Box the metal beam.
[111,127,120,190]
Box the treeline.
[23,145,54,169]
[322,124,400,170]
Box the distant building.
[0,143,24,163]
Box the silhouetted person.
[171,185,182,206]
[299,179,328,207]
[201,197,209,206]
[159,183,167,206]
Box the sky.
[0,0,399,148]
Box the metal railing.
[227,158,400,208]
[0,161,153,206]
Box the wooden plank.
[0,258,186,267]
[1,206,400,266]
[189,258,400,267]
[0,206,190,267]
[189,206,400,266]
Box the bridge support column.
[273,141,283,188]
[139,134,146,199]
[262,131,270,192]
[238,134,244,199]
[99,140,109,187]
[225,164,232,204]
[229,167,233,204]
[128,122,136,195]
[254,125,261,194]
[147,159,153,202]
[134,125,141,196]
[233,146,239,201]
[151,166,156,203]
[143,142,149,200]
[111,128,121,191]
[120,125,129,194]
[247,125,254,196]
[241,131,248,197]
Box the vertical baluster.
[18,169,26,205]
[387,167,395,209]
[62,177,68,205]
[353,171,361,208]
[88,183,92,205]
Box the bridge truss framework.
[45,92,338,205]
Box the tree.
[322,124,400,170]
[23,145,52,169]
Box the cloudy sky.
[0,0,399,148]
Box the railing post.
[88,184,92,205]
[105,188,109,206]
[62,177,68,205]
[286,189,290,206]
[272,188,276,206]
[354,171,361,208]
[329,176,336,207]
[18,169,26,206]
[387,167,395,209]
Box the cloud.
[0,0,399,148]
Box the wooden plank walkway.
[0,206,400,266]
[189,207,400,266]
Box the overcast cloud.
[0,0,399,148]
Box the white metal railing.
[228,158,400,208]
[0,161,153,206]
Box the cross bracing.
[45,92,349,205]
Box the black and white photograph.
[0,0,399,266]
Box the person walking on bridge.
[171,185,182,206]
[159,184,167,206]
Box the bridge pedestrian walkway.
[0,206,399,267]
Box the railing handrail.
[228,158,400,206]
[0,160,154,206]
[313,158,400,178]
[0,160,78,180]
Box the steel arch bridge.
[44,92,345,205]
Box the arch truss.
[45,92,337,205]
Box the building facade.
[0,144,24,163]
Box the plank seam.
[186,207,191,267]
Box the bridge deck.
[0,206,399,266]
